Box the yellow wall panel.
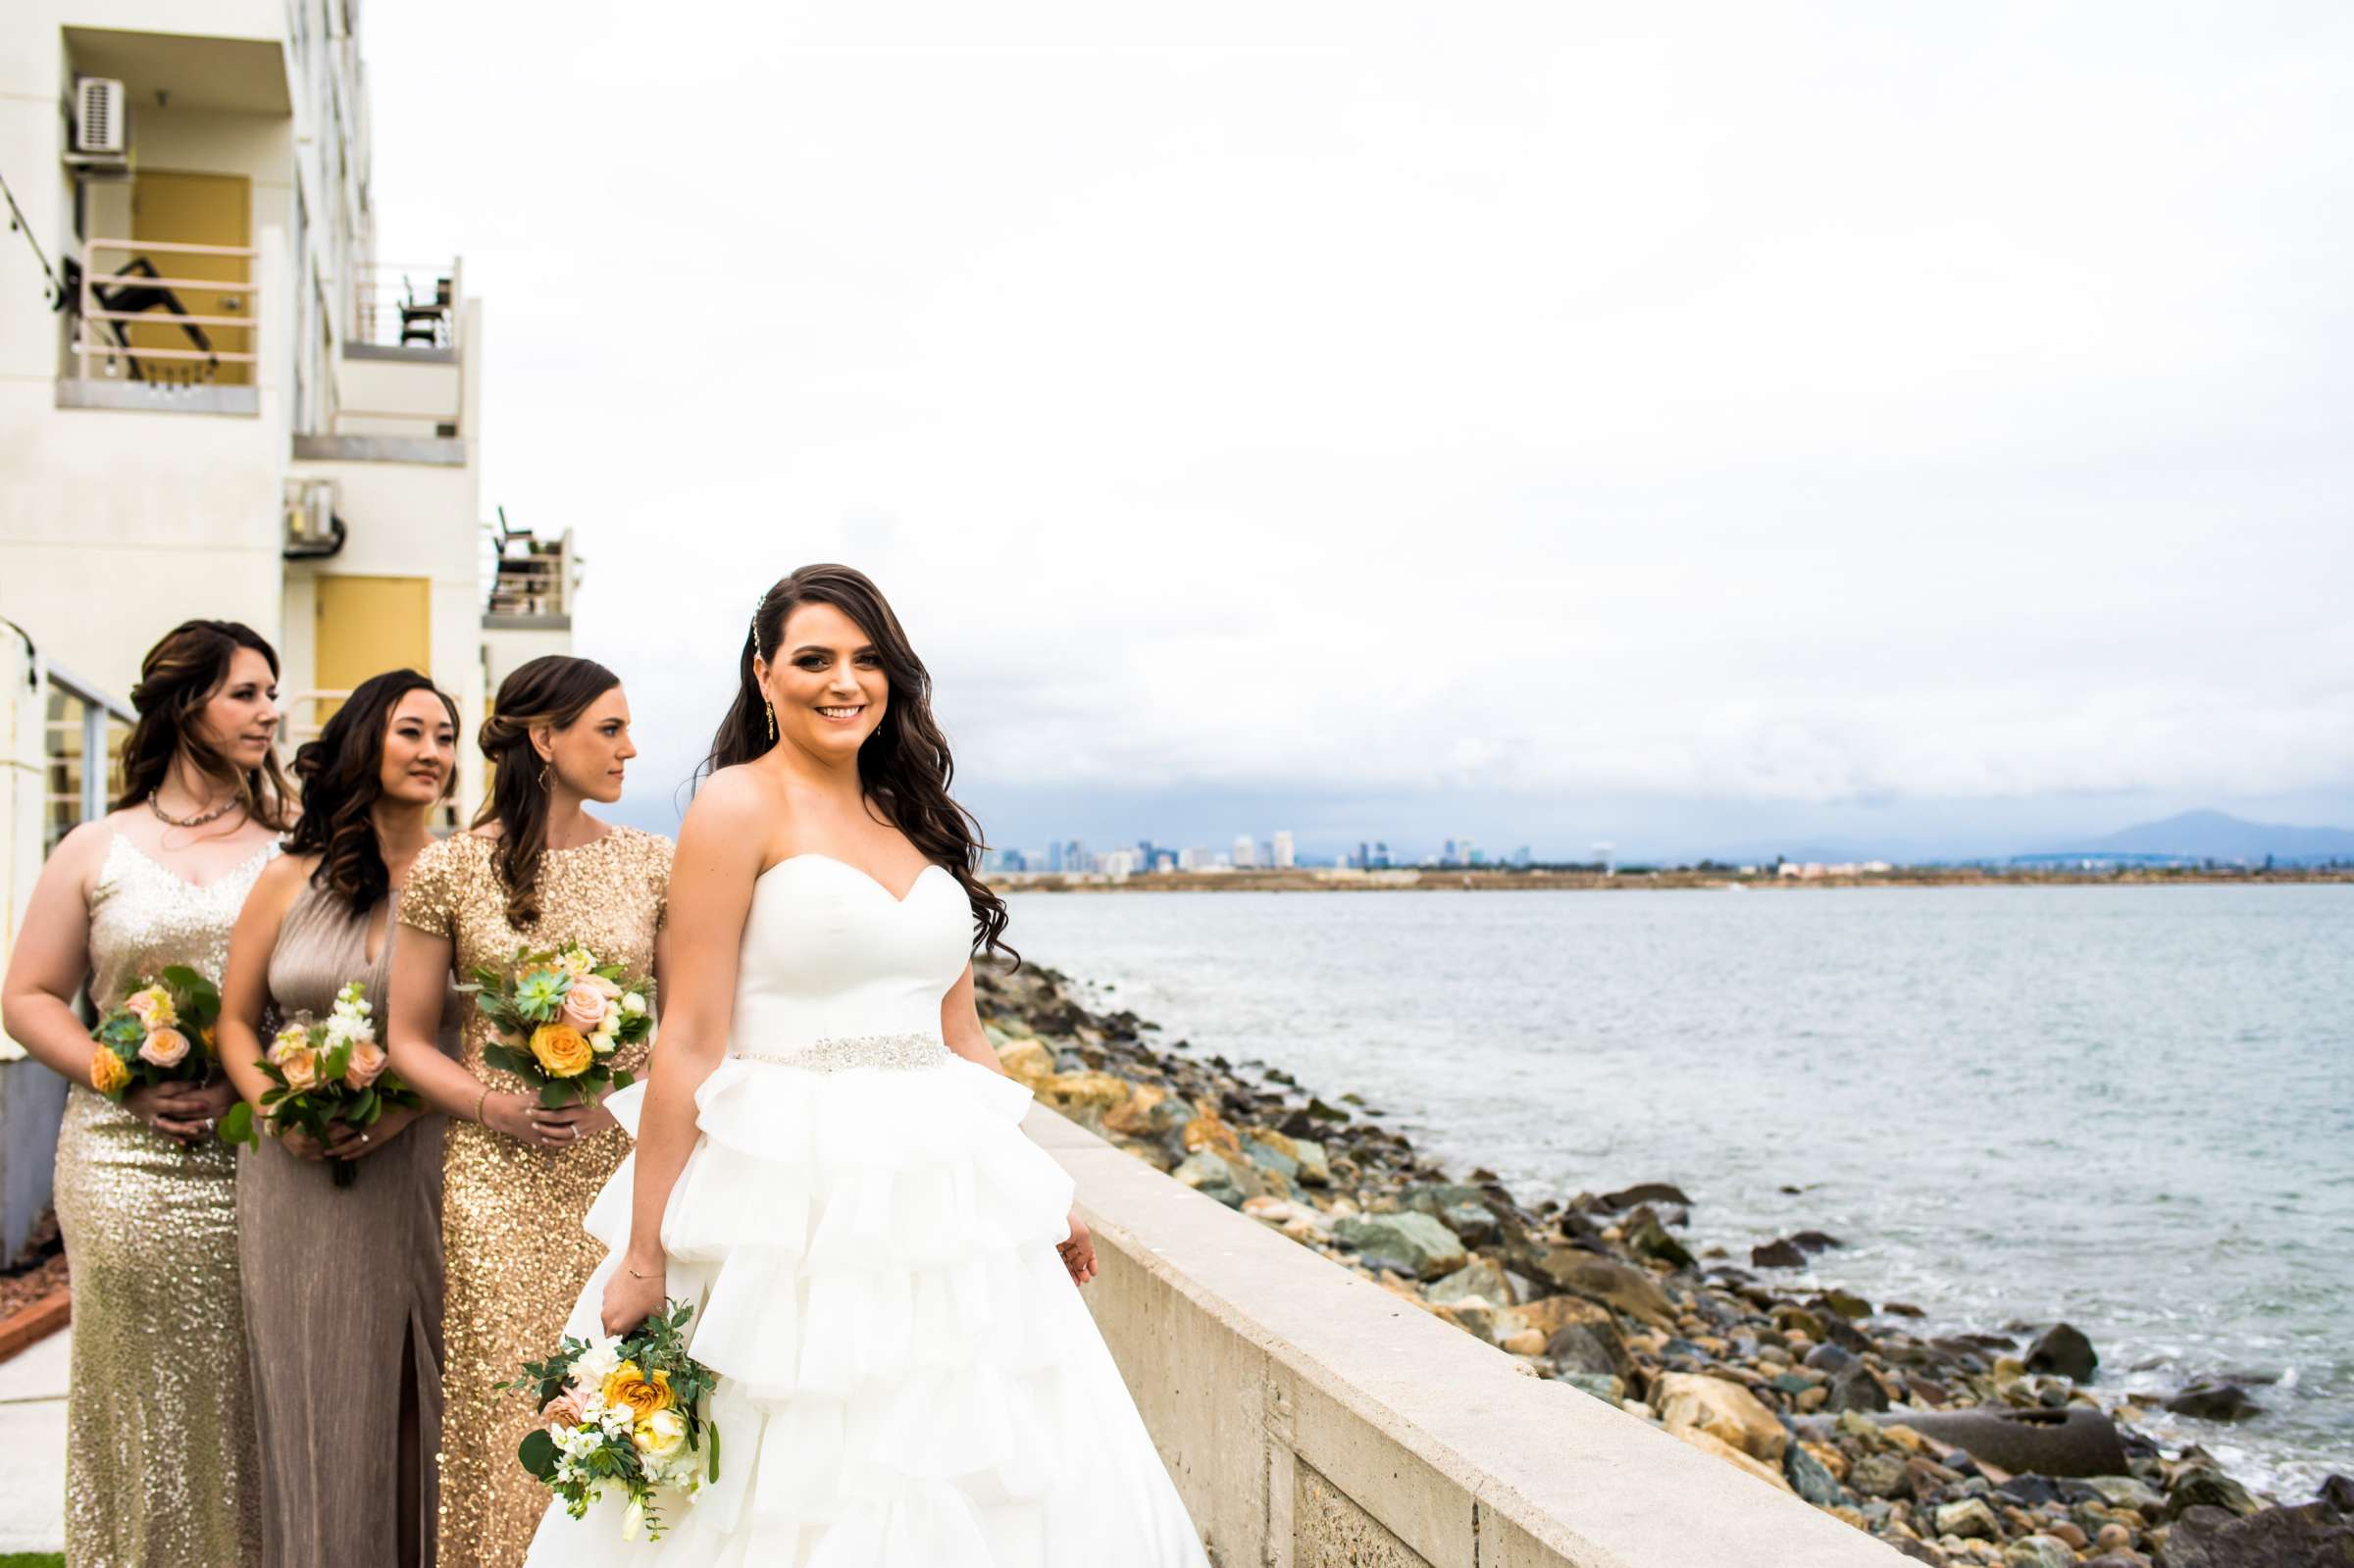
[315,576,434,721]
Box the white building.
[0,0,576,821]
[1,0,568,1261]
[1272,830,1295,869]
[1232,834,1257,869]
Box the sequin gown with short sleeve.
[523,854,1210,1567]
[52,831,273,1568]
[397,828,670,1568]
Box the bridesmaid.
[386,655,671,1568]
[217,670,465,1568]
[0,619,291,1567]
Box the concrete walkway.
[0,1322,66,1554]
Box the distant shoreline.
[993,867,2354,894]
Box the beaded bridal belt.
[728,1033,951,1074]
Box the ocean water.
[1003,884,2354,1499]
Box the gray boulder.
[1426,1256,1514,1308]
[2161,1501,2354,1567]
[1332,1212,1467,1280]
[2025,1323,2098,1383]
[1545,1321,1636,1386]
[1784,1443,1848,1508]
[2001,1539,2073,1568]
[2167,1382,2264,1421]
[1599,1182,1691,1209]
[2166,1464,2261,1521]
[1825,1362,1890,1414]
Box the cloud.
[362,1,2354,847]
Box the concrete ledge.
[1027,1105,1902,1567]
[344,342,457,365]
[291,433,467,466]
[482,613,572,632]
[55,379,258,416]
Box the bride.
[525,566,1209,1565]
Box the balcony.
[484,518,577,630]
[60,235,261,417]
[290,259,473,465]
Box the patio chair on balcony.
[398,275,452,348]
[69,256,220,381]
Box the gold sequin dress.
[53,832,271,1568]
[397,828,670,1568]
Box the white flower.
[323,1012,374,1049]
[621,992,646,1016]
[571,1336,623,1386]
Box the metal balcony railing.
[72,237,259,386]
[484,517,577,624]
[352,259,462,353]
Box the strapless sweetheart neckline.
[754,851,952,906]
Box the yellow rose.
[529,1023,594,1079]
[125,986,177,1030]
[198,1026,218,1058]
[633,1407,688,1458]
[90,1047,130,1097]
[600,1362,673,1420]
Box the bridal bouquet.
[467,946,652,1108]
[500,1298,719,1541]
[217,982,423,1187]
[88,967,220,1103]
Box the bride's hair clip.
[750,596,767,659]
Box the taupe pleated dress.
[234,879,459,1568]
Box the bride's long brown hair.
[697,565,1012,962]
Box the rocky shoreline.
[975,958,2352,1568]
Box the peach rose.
[138,1027,190,1070]
[600,1362,673,1420]
[90,1047,130,1097]
[540,1384,588,1429]
[529,1023,593,1079]
[342,1037,388,1090]
[279,1046,321,1093]
[125,986,176,1029]
[560,981,613,1033]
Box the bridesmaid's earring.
[537,760,551,789]
[765,702,777,743]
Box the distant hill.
[2028,810,2354,865]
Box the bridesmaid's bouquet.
[217,982,423,1188]
[88,967,220,1102]
[466,945,652,1109]
[500,1299,719,1542]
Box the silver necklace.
[148,790,240,829]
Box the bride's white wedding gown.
[522,854,1210,1566]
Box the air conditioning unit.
[285,479,339,547]
[75,78,126,157]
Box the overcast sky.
[364,2,2352,860]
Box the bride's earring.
[537,759,551,789]
[765,701,777,743]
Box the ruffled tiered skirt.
[522,1049,1209,1567]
